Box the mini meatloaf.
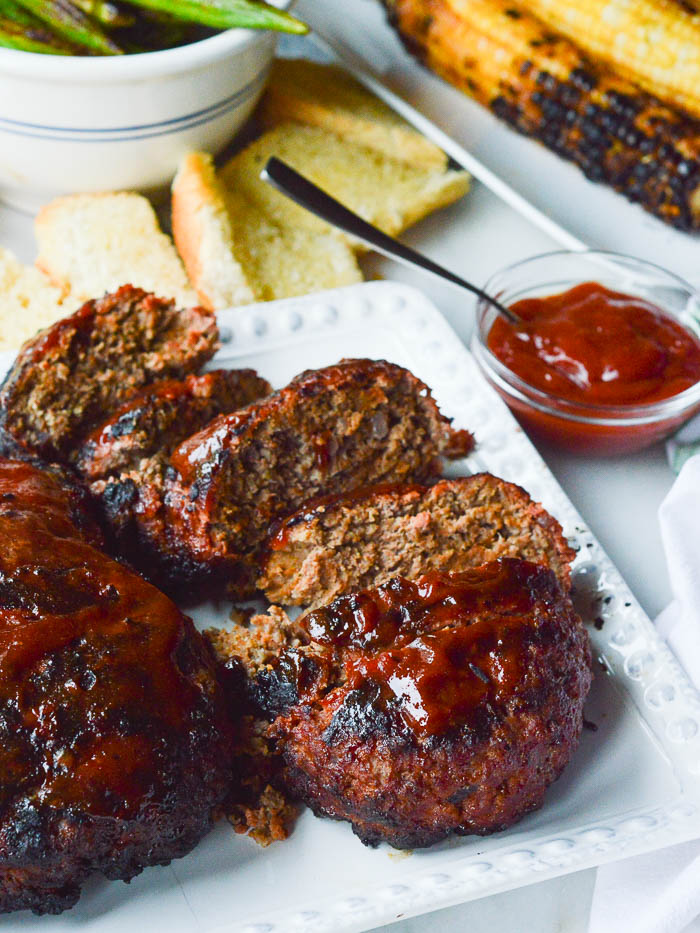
[251,558,591,849]
[0,286,218,462]
[259,473,575,607]
[74,369,271,566]
[163,358,474,594]
[0,458,233,915]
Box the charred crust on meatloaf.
[75,369,271,484]
[0,458,234,915]
[69,371,271,598]
[258,559,591,849]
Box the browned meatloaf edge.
[149,358,474,595]
[74,369,272,588]
[258,473,575,607]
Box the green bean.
[72,0,135,26]
[13,0,123,52]
[0,14,73,51]
[0,0,40,27]
[119,0,307,33]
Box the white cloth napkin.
[589,455,700,933]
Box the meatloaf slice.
[0,458,233,914]
[251,558,591,849]
[0,285,218,462]
[259,474,575,607]
[76,369,271,482]
[163,358,474,594]
[74,369,271,585]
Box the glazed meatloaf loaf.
[163,358,474,594]
[0,458,233,915]
[74,369,271,565]
[249,558,591,848]
[0,285,218,462]
[258,474,575,608]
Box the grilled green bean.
[0,14,73,51]
[0,0,40,27]
[119,0,307,33]
[4,0,306,54]
[13,0,123,52]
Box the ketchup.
[485,282,700,454]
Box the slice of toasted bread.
[0,247,68,350]
[35,192,198,307]
[172,151,362,310]
[218,122,469,245]
[258,58,448,171]
[172,152,257,310]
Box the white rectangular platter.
[5,280,700,933]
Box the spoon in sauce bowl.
[261,156,522,326]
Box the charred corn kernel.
[525,0,700,119]
[383,0,700,230]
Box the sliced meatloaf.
[162,358,474,594]
[76,369,271,482]
[74,369,271,570]
[250,558,591,849]
[0,458,233,915]
[259,474,575,608]
[76,369,271,578]
[0,286,218,462]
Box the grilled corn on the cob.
[384,0,700,230]
[524,0,700,119]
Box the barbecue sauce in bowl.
[482,282,700,454]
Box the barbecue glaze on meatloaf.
[0,286,218,462]
[74,369,271,575]
[161,359,474,595]
[259,474,575,608]
[250,559,591,848]
[76,369,271,483]
[0,459,233,915]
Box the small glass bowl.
[471,250,700,456]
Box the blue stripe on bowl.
[0,69,267,142]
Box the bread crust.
[172,152,256,311]
[258,58,449,170]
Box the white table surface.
[2,4,698,925]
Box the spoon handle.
[261,157,519,325]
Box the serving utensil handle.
[261,157,520,325]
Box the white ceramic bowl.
[0,4,293,212]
